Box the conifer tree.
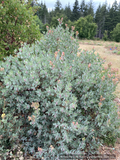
[95,3,107,38]
[55,0,62,15]
[35,2,48,24]
[64,3,72,20]
[71,0,80,21]
[87,0,94,17]
[104,0,119,38]
[80,0,86,17]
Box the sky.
[37,0,120,11]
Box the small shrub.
[103,30,108,41]
[0,18,120,159]
[112,50,118,54]
[75,15,97,39]
[111,23,120,42]
[92,37,100,41]
[117,51,120,55]
[96,37,100,40]
[111,43,115,47]
[97,43,102,46]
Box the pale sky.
[38,0,120,11]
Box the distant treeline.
[32,0,120,41]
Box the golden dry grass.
[79,40,120,98]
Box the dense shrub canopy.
[111,23,120,42]
[0,0,41,61]
[0,19,120,159]
[75,15,97,39]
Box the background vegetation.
[32,0,120,41]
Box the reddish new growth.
[65,24,68,28]
[58,17,63,24]
[46,26,49,30]
[54,51,58,58]
[88,63,91,68]
[108,62,112,68]
[72,122,78,126]
[60,52,65,60]
[71,26,75,31]
[38,147,42,152]
[76,31,79,36]
[100,95,105,102]
[112,78,119,84]
[111,68,119,74]
[49,61,55,68]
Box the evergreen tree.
[104,0,119,38]
[64,3,72,20]
[71,0,80,21]
[47,10,55,24]
[43,3,48,24]
[95,3,107,38]
[50,16,59,28]
[80,0,86,17]
[110,0,119,29]
[35,2,48,24]
[55,0,62,15]
[118,3,120,23]
[87,0,94,17]
[84,4,89,17]
[104,4,111,36]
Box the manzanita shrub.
[0,0,41,61]
[0,18,120,159]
